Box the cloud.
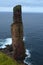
[0,0,43,12]
[0,0,43,7]
[22,6,43,13]
[19,0,43,7]
[0,7,43,13]
[0,7,13,12]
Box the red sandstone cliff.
[11,5,25,61]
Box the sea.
[0,12,43,65]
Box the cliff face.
[11,5,25,61]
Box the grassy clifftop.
[0,52,22,65]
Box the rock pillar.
[11,5,25,61]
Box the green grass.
[0,52,21,65]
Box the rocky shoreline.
[0,45,28,65]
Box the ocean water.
[0,12,43,65]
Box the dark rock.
[5,45,13,52]
[0,45,14,59]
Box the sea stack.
[11,5,25,61]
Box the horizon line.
[0,7,43,13]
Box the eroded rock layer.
[11,5,25,61]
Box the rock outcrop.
[11,5,25,61]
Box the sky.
[0,0,43,12]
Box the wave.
[0,37,25,48]
[0,38,12,48]
[24,49,31,65]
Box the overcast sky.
[0,0,43,7]
[0,0,43,12]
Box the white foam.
[24,49,31,65]
[23,37,25,41]
[26,49,31,58]
[5,38,12,45]
[0,37,25,48]
[0,38,12,48]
